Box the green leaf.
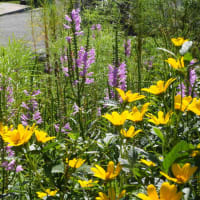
[152,127,165,143]
[184,52,193,61]
[162,140,190,172]
[42,142,58,153]
[67,132,79,140]
[51,163,64,174]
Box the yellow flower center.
[176,175,187,183]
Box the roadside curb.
[0,5,31,17]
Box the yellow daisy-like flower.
[174,95,192,112]
[78,179,98,188]
[120,126,142,138]
[141,78,176,95]
[171,37,188,46]
[116,88,145,103]
[160,163,197,184]
[187,98,200,115]
[146,111,172,126]
[96,188,126,200]
[91,161,121,181]
[66,158,85,168]
[140,159,156,167]
[127,103,150,122]
[165,57,184,69]
[36,189,58,199]
[35,130,56,143]
[138,182,182,200]
[0,124,35,146]
[102,110,129,126]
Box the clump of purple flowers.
[1,146,23,173]
[64,9,83,36]
[91,24,102,31]
[123,39,131,57]
[177,60,197,97]
[106,62,127,99]
[76,47,95,84]
[61,46,95,85]
[54,122,72,134]
[0,74,16,121]
[91,24,102,38]
[21,90,42,126]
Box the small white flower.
[179,41,193,55]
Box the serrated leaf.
[51,163,64,173]
[152,127,165,143]
[162,140,190,172]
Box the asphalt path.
[0,9,45,51]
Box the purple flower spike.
[16,165,23,172]
[32,90,41,96]
[63,67,69,77]
[72,103,79,115]
[54,124,60,132]
[91,24,96,30]
[63,123,72,131]
[96,24,101,31]
[66,36,72,43]
[7,160,16,170]
[124,39,131,57]
[85,78,94,84]
[21,102,29,110]
[75,31,84,36]
[65,15,72,22]
[63,24,71,30]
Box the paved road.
[0,9,45,51]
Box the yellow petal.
[147,185,159,200]
[91,165,106,180]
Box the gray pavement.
[0,3,45,51]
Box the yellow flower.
[116,88,145,103]
[165,57,184,69]
[102,111,129,126]
[160,163,198,184]
[191,144,200,157]
[36,189,58,199]
[174,95,192,112]
[78,179,98,188]
[0,124,35,146]
[120,126,142,138]
[141,78,176,95]
[137,182,182,200]
[66,158,85,168]
[91,161,121,181]
[127,103,150,122]
[187,98,200,115]
[36,192,47,199]
[171,37,188,46]
[96,188,126,200]
[146,111,172,126]
[140,159,156,167]
[35,130,56,143]
[45,189,58,196]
